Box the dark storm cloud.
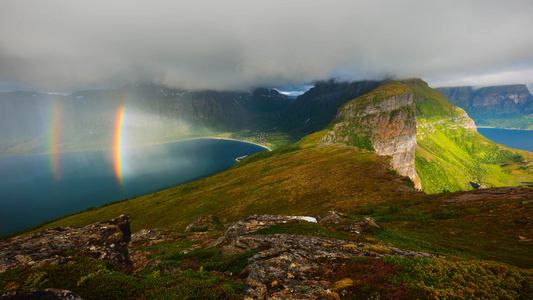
[1,0,533,91]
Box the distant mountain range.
[437,84,533,129]
[1,79,532,194]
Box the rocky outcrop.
[0,214,132,274]
[320,81,421,189]
[344,216,382,234]
[222,234,444,298]
[317,211,347,225]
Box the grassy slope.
[19,142,533,268]
[404,79,533,193]
[26,145,413,233]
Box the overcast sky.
[1,0,532,92]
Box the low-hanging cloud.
[1,0,533,91]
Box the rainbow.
[49,99,63,180]
[113,104,127,185]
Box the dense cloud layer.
[1,0,532,91]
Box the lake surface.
[0,139,267,236]
[477,128,533,152]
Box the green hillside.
[403,79,533,193]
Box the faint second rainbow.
[113,103,126,185]
[49,99,63,180]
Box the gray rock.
[0,214,132,274]
[317,211,346,225]
[344,216,382,234]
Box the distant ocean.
[477,127,533,152]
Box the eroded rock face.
[320,82,421,189]
[0,214,132,274]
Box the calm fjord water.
[0,139,267,236]
[477,128,533,152]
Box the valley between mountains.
[1,79,532,299]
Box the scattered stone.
[225,214,316,238]
[185,215,222,232]
[317,211,346,225]
[344,216,382,234]
[0,215,132,274]
[0,288,83,300]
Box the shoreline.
[477,126,533,131]
[0,135,272,158]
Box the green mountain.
[2,79,532,194]
[437,84,533,129]
[2,79,533,298]
[300,78,533,193]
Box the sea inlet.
[0,138,267,236]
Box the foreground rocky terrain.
[1,191,532,300]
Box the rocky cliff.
[319,81,421,189]
[437,84,533,115]
[437,84,533,129]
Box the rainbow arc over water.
[113,103,127,185]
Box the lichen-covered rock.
[185,215,223,232]
[344,216,382,234]
[225,214,316,238]
[0,214,132,274]
[227,234,444,299]
[0,288,83,300]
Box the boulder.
[344,216,382,234]
[317,211,346,225]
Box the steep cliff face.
[320,81,421,189]
[437,85,533,129]
[438,85,533,115]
